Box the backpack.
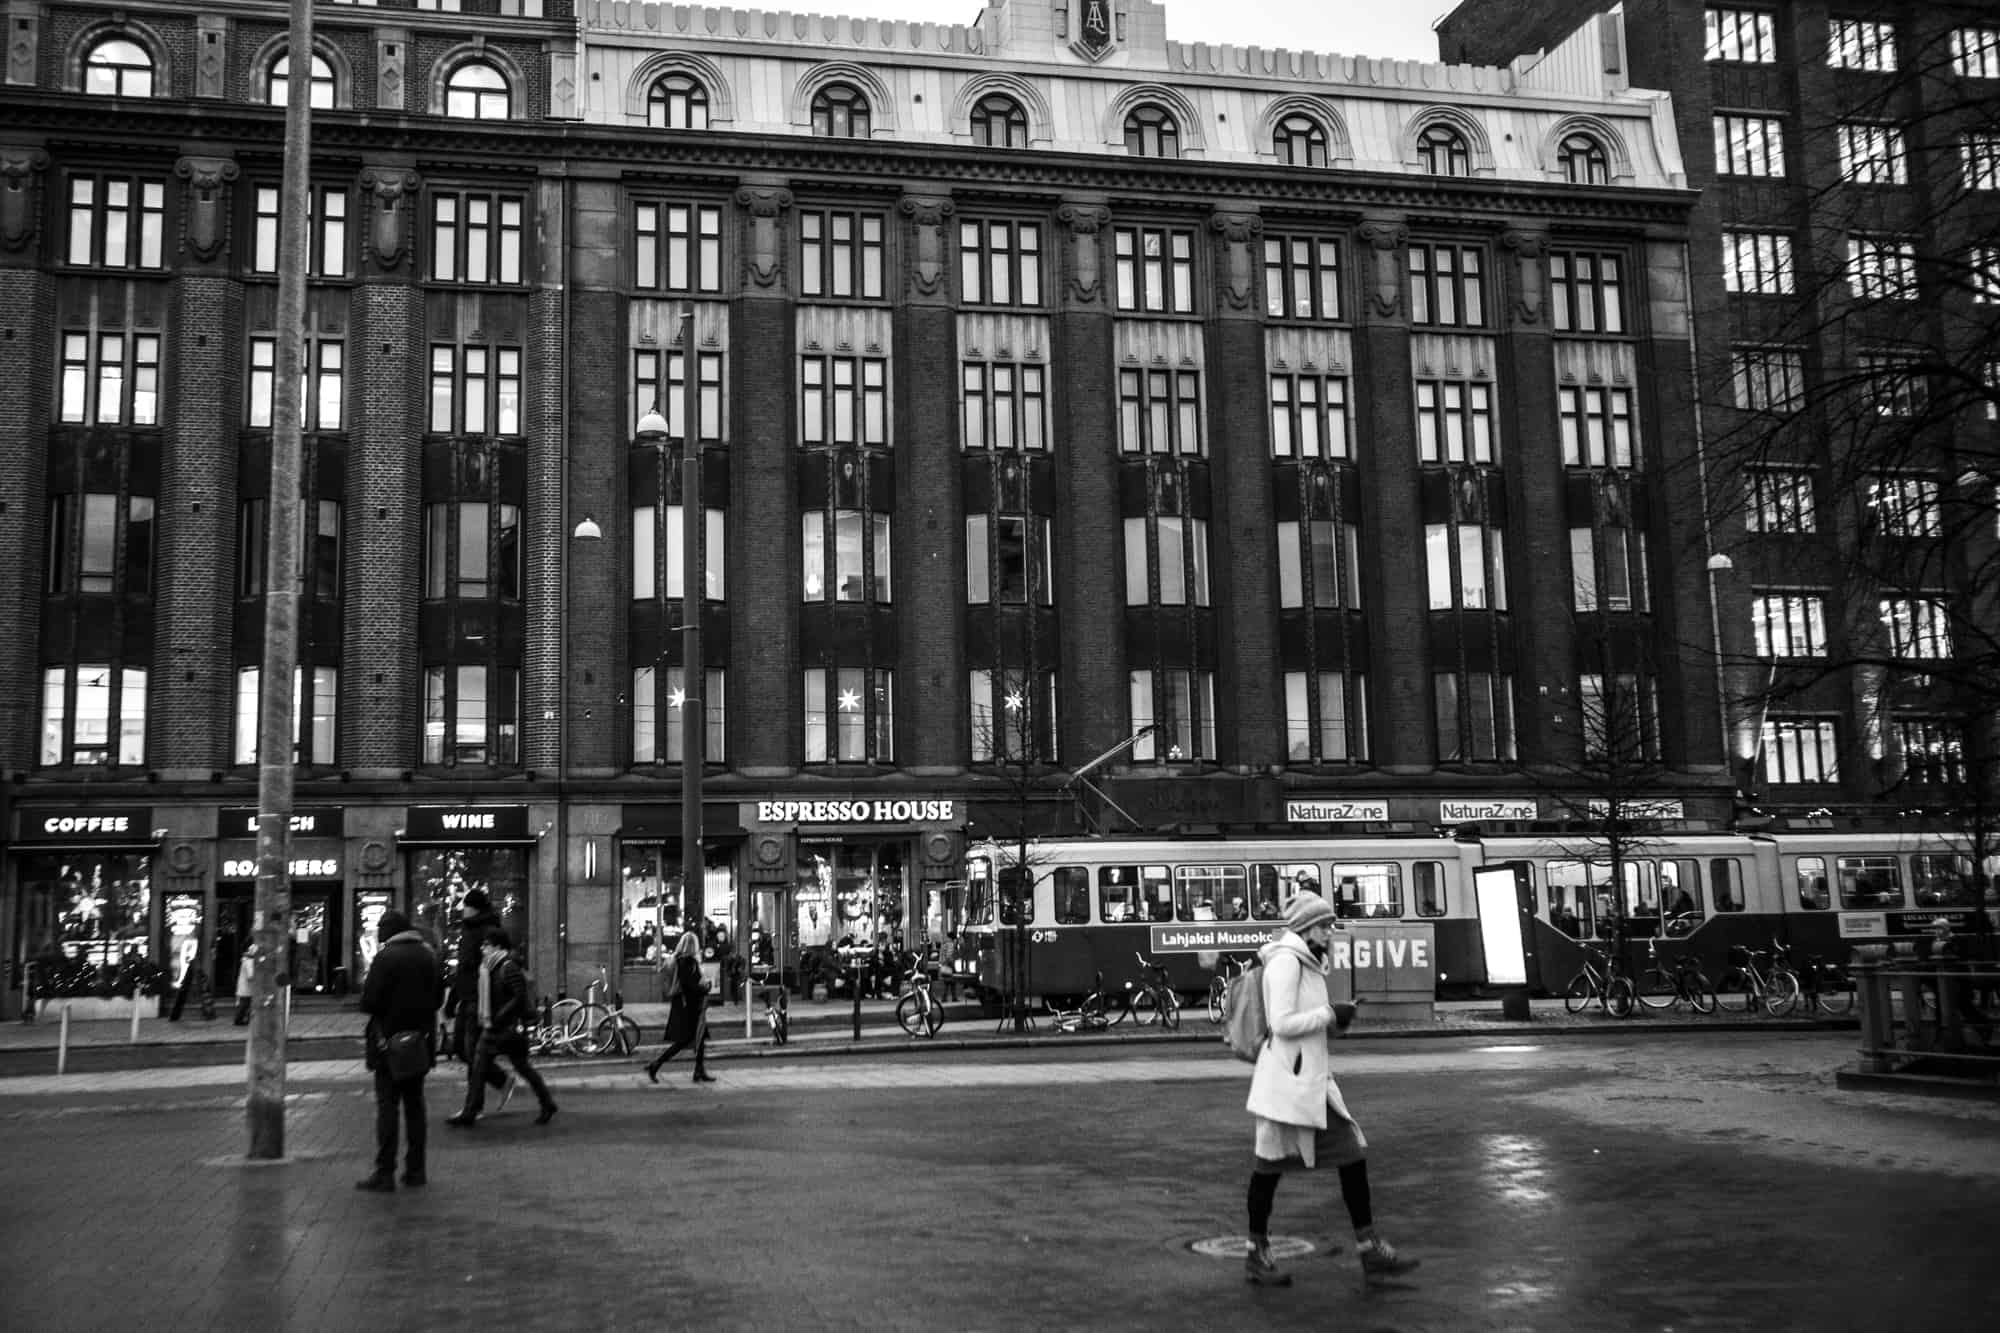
[1222,960,1269,1063]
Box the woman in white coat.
[1243,890,1418,1286]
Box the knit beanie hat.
[1283,890,1338,934]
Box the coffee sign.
[19,807,153,842]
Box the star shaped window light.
[668,686,688,711]
[837,687,862,712]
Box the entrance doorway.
[798,840,907,947]
[214,884,346,999]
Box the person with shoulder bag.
[644,930,716,1085]
[446,931,558,1128]
[356,910,443,1192]
[1241,891,1419,1287]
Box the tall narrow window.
[423,665,520,766]
[799,355,888,446]
[1714,114,1787,177]
[1579,673,1659,763]
[1434,672,1516,762]
[233,666,339,765]
[423,502,520,600]
[1113,226,1196,314]
[1549,252,1625,332]
[1123,515,1210,607]
[1118,369,1203,455]
[1269,373,1350,458]
[1264,235,1342,321]
[250,184,348,277]
[238,497,341,600]
[1837,123,1907,185]
[57,331,161,425]
[40,665,147,766]
[1723,231,1794,294]
[633,667,726,764]
[428,344,522,435]
[1284,671,1370,763]
[1276,520,1360,608]
[966,513,1052,605]
[1558,386,1635,467]
[1569,527,1649,613]
[1409,243,1485,327]
[1828,19,1896,72]
[430,191,525,284]
[1706,9,1776,62]
[1415,380,1495,463]
[1761,718,1838,784]
[633,346,725,444]
[961,361,1048,451]
[46,493,154,595]
[66,176,167,269]
[802,511,892,604]
[958,220,1043,307]
[803,667,894,763]
[1425,524,1508,610]
[632,506,726,600]
[248,334,345,430]
[1750,592,1827,658]
[1130,669,1217,762]
[798,210,886,299]
[1747,466,1816,533]
[634,202,723,292]
[1730,348,1805,411]
[969,669,1058,763]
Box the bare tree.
[971,671,1058,1031]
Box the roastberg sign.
[754,799,958,825]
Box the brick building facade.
[0,0,1698,1012]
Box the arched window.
[445,62,511,120]
[84,38,153,98]
[812,83,872,139]
[271,53,335,110]
[1274,113,1328,167]
[1124,104,1180,158]
[1560,132,1611,184]
[970,93,1028,148]
[1418,124,1471,177]
[647,73,710,130]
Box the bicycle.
[1714,941,1801,1016]
[1208,953,1255,1026]
[1563,944,1636,1018]
[541,966,643,1056]
[1785,945,1854,1017]
[1635,938,1717,1015]
[1110,952,1181,1030]
[1044,976,1109,1033]
[895,965,944,1038]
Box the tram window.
[1795,856,1830,910]
[1412,861,1446,917]
[1912,854,1976,907]
[997,866,1034,925]
[1175,864,1247,921]
[1052,866,1092,924]
[1661,860,1704,935]
[966,857,993,924]
[1547,860,1601,937]
[1836,856,1902,909]
[1710,858,1745,913]
[1250,865,1310,919]
[1622,861,1661,938]
[1098,865,1173,922]
[1331,863,1402,918]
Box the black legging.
[1247,1159,1371,1235]
[651,1030,708,1072]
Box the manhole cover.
[1188,1234,1317,1260]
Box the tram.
[960,828,1994,1003]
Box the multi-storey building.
[1439,3,2000,842]
[0,0,1696,1013]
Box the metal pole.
[679,305,704,947]
[248,0,314,1160]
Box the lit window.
[1415,380,1495,464]
[1746,466,1815,533]
[1723,231,1794,294]
[1846,236,1917,300]
[1828,19,1896,72]
[1952,27,2000,79]
[40,665,147,767]
[1714,114,1786,176]
[1750,592,1827,657]
[1837,122,1906,185]
[1425,524,1508,611]
[1729,348,1804,412]
[1409,243,1485,327]
[1706,8,1776,62]
[804,667,894,763]
[1761,718,1838,784]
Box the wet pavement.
[3,1030,1997,1332]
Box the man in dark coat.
[446,930,557,1126]
[356,909,443,1192]
[445,888,508,1103]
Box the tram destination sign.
[1151,923,1282,953]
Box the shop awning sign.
[1286,799,1389,823]
[747,798,960,828]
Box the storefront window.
[18,852,156,995]
[620,844,733,964]
[410,848,527,981]
[355,889,394,979]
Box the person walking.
[1242,890,1418,1287]
[644,929,715,1084]
[232,942,258,1025]
[444,889,509,1103]
[446,930,557,1127]
[355,910,444,1192]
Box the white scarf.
[477,952,494,1027]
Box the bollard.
[57,1003,71,1075]
[130,992,144,1044]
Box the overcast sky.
[828,1,1451,63]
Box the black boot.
[645,1056,664,1083]
[692,1068,716,1083]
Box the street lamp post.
[638,304,702,954]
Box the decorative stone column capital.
[898,193,955,300]
[1057,200,1111,306]
[1356,218,1408,318]
[359,167,422,271]
[1501,227,1550,326]
[1209,209,1263,312]
[734,184,794,290]
[0,145,51,252]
